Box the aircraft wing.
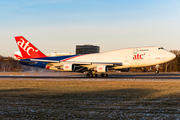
[45,61,124,73]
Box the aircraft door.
[133,48,138,54]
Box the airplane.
[14,36,176,77]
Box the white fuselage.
[63,46,176,69]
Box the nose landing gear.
[155,65,159,74]
[155,70,159,74]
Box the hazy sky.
[0,0,180,57]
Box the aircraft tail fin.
[14,36,47,59]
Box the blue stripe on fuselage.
[20,55,78,68]
[34,55,77,61]
[20,60,48,68]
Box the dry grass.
[0,71,83,76]
[0,79,180,119]
[0,80,180,98]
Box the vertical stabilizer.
[15,36,47,59]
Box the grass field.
[0,79,180,119]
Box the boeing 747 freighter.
[14,36,176,77]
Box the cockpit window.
[158,47,164,50]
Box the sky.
[0,0,180,57]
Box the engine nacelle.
[46,64,75,71]
[62,64,75,71]
[94,65,108,72]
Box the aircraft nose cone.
[167,52,176,61]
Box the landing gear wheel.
[89,73,93,77]
[93,74,98,77]
[101,73,108,77]
[155,70,159,74]
[105,74,108,77]
[101,74,104,77]
[86,73,97,77]
[86,73,93,77]
[86,73,90,77]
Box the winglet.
[14,36,47,59]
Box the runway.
[1,72,180,79]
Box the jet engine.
[59,64,75,71]
[46,64,75,71]
[94,65,108,72]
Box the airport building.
[76,44,100,55]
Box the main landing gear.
[101,73,108,77]
[86,72,108,77]
[86,73,97,77]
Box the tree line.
[0,50,180,72]
[0,56,21,72]
[0,56,39,72]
